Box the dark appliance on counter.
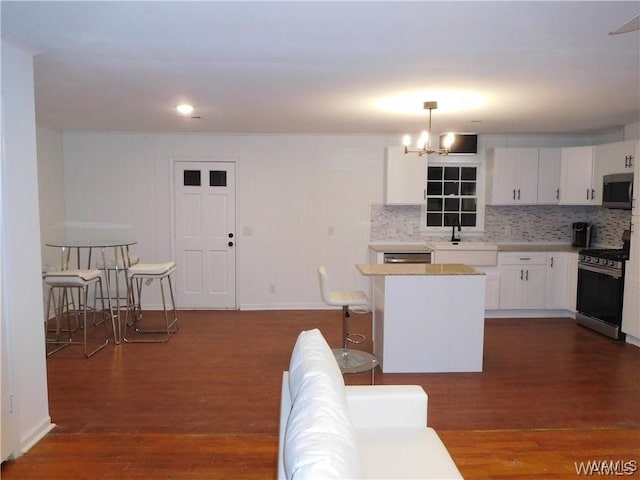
[576,230,631,340]
[572,222,592,248]
[602,172,633,210]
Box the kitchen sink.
[425,242,498,266]
[424,241,498,251]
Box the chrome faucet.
[450,218,461,243]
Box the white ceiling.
[2,1,639,137]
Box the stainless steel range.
[576,231,631,340]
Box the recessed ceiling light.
[176,104,194,115]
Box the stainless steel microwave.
[602,173,634,209]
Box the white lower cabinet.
[476,266,500,310]
[498,252,547,309]
[545,252,578,310]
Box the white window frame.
[420,156,486,235]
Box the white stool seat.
[96,254,140,269]
[325,289,369,307]
[124,261,178,343]
[43,269,108,358]
[128,262,176,277]
[44,269,103,286]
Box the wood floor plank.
[2,311,639,478]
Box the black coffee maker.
[572,222,592,247]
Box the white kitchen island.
[357,263,486,373]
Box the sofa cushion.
[357,427,463,479]
[284,373,361,479]
[284,329,361,479]
[288,328,344,403]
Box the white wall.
[62,132,390,309]
[37,125,65,268]
[1,39,53,461]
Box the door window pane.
[184,170,201,186]
[210,170,227,187]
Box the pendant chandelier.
[403,101,455,156]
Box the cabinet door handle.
[625,156,629,168]
[519,257,531,261]
[556,188,560,200]
[520,269,524,280]
[517,189,521,200]
[513,189,516,200]
[550,257,554,268]
[586,188,590,200]
[525,270,529,281]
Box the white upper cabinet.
[537,148,562,204]
[596,140,637,176]
[559,145,597,205]
[486,148,539,205]
[384,146,426,205]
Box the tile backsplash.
[370,204,632,248]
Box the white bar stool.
[124,262,178,343]
[43,269,108,358]
[318,266,377,380]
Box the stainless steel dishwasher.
[383,252,432,264]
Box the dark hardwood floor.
[2,310,639,479]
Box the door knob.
[228,241,234,247]
[228,233,234,238]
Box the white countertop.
[369,242,582,253]
[356,263,484,276]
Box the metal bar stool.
[318,266,377,381]
[124,262,178,343]
[96,250,139,341]
[43,269,108,358]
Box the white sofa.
[278,328,463,479]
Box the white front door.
[174,161,236,309]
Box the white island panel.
[373,274,485,373]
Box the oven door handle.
[578,263,621,278]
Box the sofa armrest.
[278,371,292,480]
[345,385,427,429]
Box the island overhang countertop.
[356,263,484,276]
